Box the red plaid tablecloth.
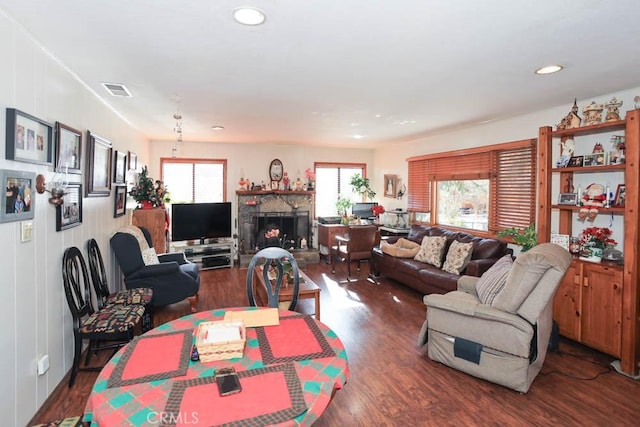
[83,308,349,426]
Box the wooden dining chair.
[246,247,300,310]
[86,238,154,332]
[62,246,145,387]
[331,225,378,281]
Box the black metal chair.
[246,247,300,310]
[87,238,154,332]
[62,246,144,387]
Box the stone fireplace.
[236,190,319,266]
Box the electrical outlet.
[21,221,33,242]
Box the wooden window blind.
[489,143,536,232]
[408,159,430,212]
[428,152,492,181]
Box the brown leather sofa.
[372,224,510,295]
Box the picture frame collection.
[3,107,139,228]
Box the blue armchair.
[110,225,200,311]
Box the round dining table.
[83,307,349,426]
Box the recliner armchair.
[418,243,571,393]
[110,225,200,311]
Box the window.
[314,163,366,217]
[437,180,489,231]
[161,158,227,203]
[407,139,536,234]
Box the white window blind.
[161,159,227,203]
[315,164,365,217]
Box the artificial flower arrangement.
[304,168,316,183]
[579,226,617,249]
[371,205,385,217]
[579,226,617,260]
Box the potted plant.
[579,226,617,262]
[497,223,538,252]
[336,197,354,225]
[350,173,375,200]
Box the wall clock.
[269,158,283,189]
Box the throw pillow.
[142,247,159,265]
[475,255,513,305]
[414,236,448,267]
[442,240,474,275]
[380,238,421,258]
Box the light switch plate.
[21,220,33,242]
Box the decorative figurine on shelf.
[556,99,582,131]
[556,138,575,167]
[238,176,249,191]
[592,142,604,153]
[605,97,623,122]
[294,175,303,191]
[282,172,290,190]
[564,176,574,194]
[578,183,607,222]
[582,101,604,126]
[634,95,640,110]
[610,135,626,164]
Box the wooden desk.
[318,223,380,262]
[254,266,321,320]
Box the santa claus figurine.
[579,183,607,222]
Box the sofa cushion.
[442,240,474,275]
[475,254,513,305]
[414,236,447,267]
[380,238,421,258]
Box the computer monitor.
[351,202,378,219]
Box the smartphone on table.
[215,367,242,396]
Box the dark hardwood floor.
[31,261,639,426]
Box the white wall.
[0,13,149,426]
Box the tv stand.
[172,238,235,270]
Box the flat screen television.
[171,202,232,243]
[352,202,378,219]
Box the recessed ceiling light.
[211,125,225,131]
[233,7,266,25]
[353,134,365,139]
[535,65,564,75]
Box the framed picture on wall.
[1,169,36,223]
[5,108,54,166]
[128,151,137,171]
[114,185,127,217]
[85,130,112,197]
[113,150,126,184]
[55,122,82,174]
[384,174,397,198]
[615,184,626,207]
[56,184,82,231]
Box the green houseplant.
[336,197,354,225]
[497,223,538,252]
[350,173,376,200]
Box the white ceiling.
[2,0,640,148]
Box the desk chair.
[62,246,144,387]
[331,225,378,281]
[87,238,154,332]
[247,247,300,311]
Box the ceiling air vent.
[100,82,132,97]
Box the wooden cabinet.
[132,208,167,254]
[554,260,623,357]
[538,109,639,376]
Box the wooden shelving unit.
[538,109,639,377]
